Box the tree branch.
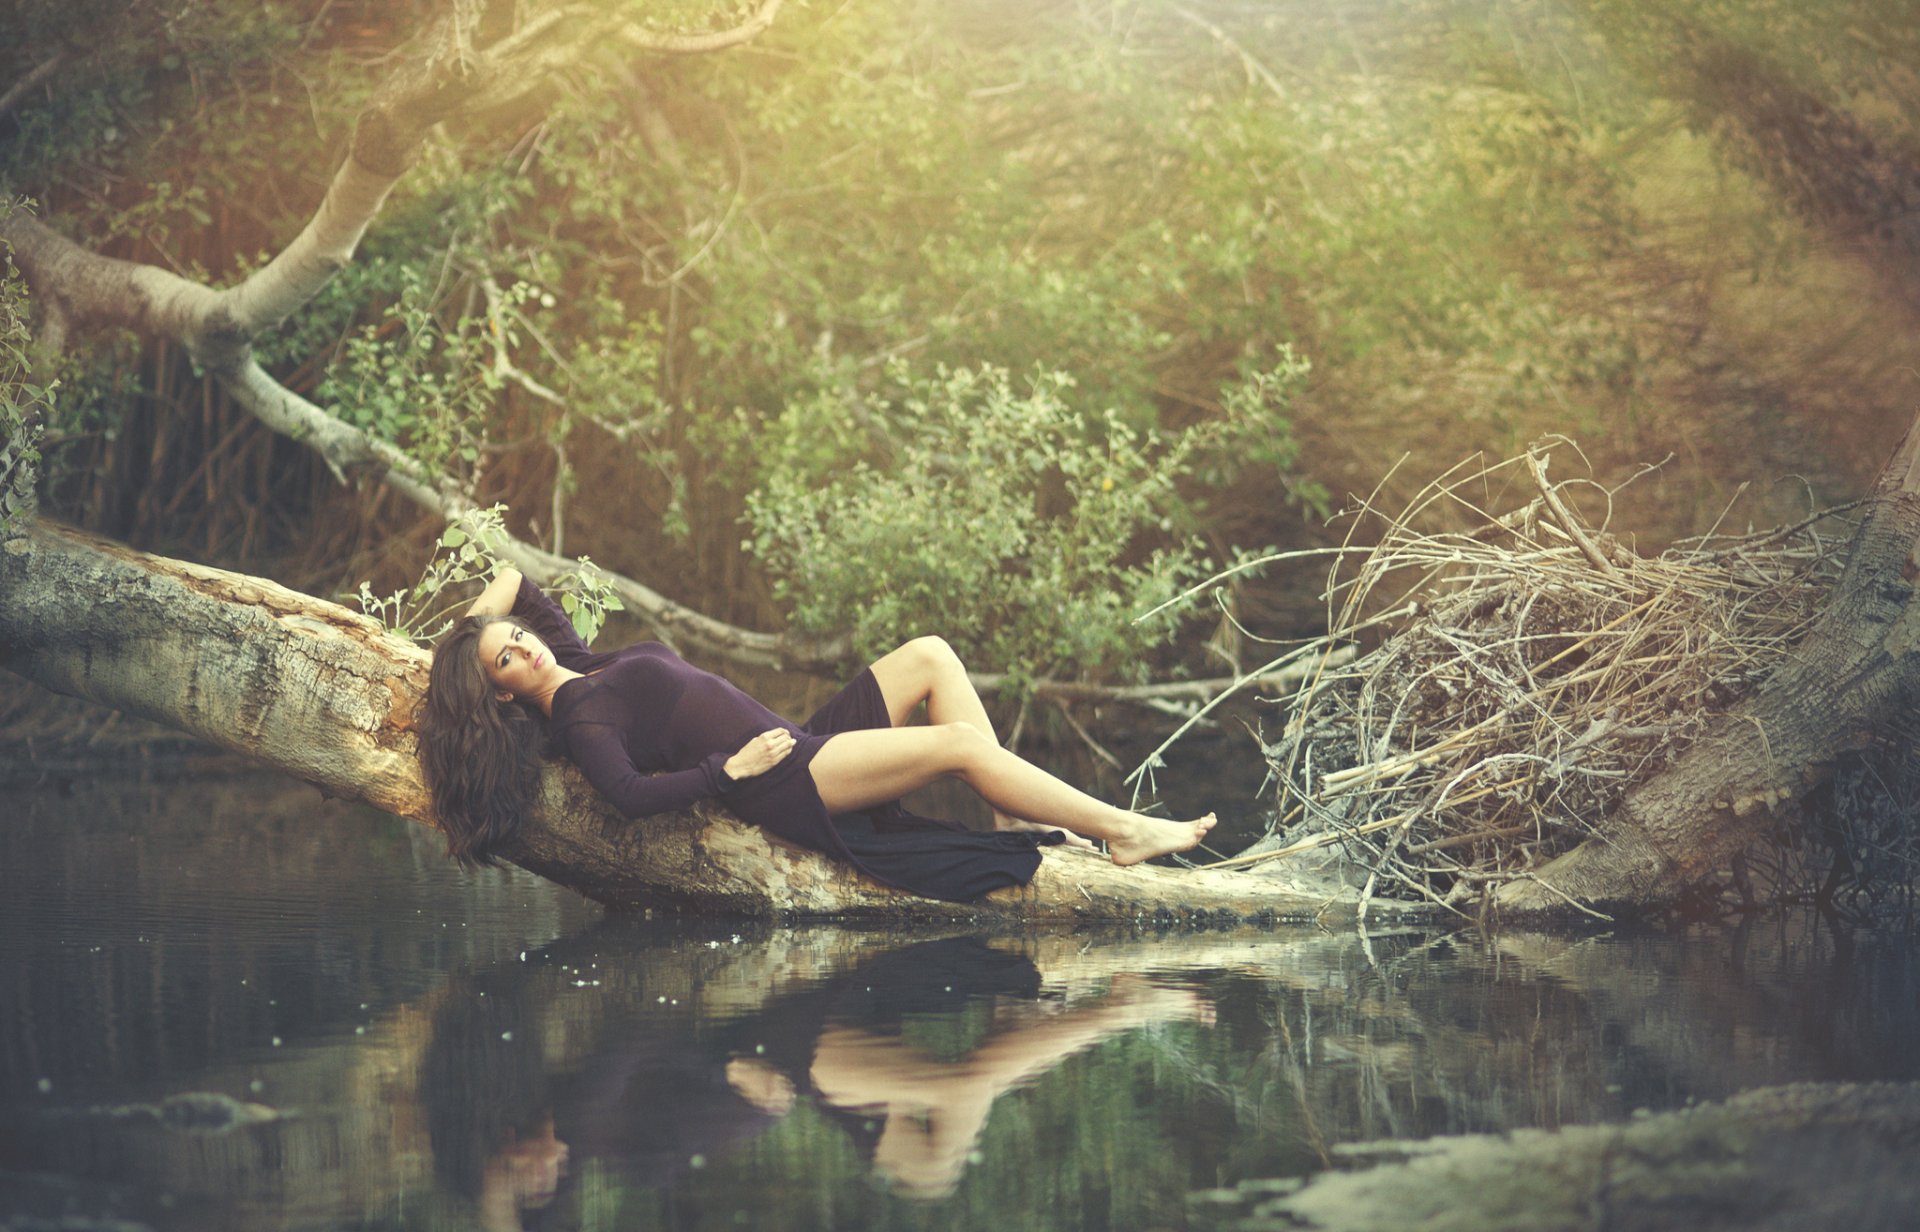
[971,646,1355,707]
[1,2,838,670]
[0,50,68,121]
[612,0,789,54]
[218,357,817,668]
[1170,6,1293,104]
[0,214,220,345]
[219,156,405,337]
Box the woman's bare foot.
[1105,973,1219,1027]
[1107,813,1216,867]
[994,812,1099,851]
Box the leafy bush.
[1,200,51,536]
[746,363,1285,683]
[314,267,507,482]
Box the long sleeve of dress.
[566,721,735,819]
[509,575,596,669]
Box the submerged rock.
[80,1091,285,1134]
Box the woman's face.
[476,622,555,702]
[491,1117,569,1209]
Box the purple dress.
[510,578,1057,902]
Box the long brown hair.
[418,615,546,867]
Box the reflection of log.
[1192,1082,1920,1232]
[0,523,1377,921]
[1487,931,1812,1100]
[1502,415,1920,914]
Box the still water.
[2,771,1917,1231]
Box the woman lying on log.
[418,569,1216,902]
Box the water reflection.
[3,775,1918,1231]
[419,963,571,1230]
[784,954,1208,1199]
[406,930,1217,1227]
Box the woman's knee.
[905,635,962,675]
[932,721,995,769]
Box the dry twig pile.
[1217,446,1852,914]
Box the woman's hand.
[724,728,796,781]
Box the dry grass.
[1206,443,1856,914]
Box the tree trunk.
[1500,416,1920,913]
[0,521,1375,923]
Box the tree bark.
[1499,415,1920,913]
[0,522,1375,923]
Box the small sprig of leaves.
[546,556,625,645]
[354,504,625,645]
[356,505,513,642]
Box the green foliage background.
[0,201,41,534]
[5,0,1918,677]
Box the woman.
[418,568,1214,902]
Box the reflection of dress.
[746,937,1047,1162]
[556,937,1045,1185]
[511,579,1058,902]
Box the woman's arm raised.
[466,568,524,618]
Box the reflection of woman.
[739,941,1210,1198]
[419,970,570,1231]
[418,569,1214,901]
[560,937,1211,1200]
[552,938,1047,1192]
[801,971,1208,1198]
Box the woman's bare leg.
[867,637,996,733]
[806,724,1215,866]
[865,638,1094,848]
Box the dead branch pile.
[1219,446,1853,913]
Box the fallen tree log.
[1191,1082,1920,1232]
[1500,417,1920,914]
[0,521,1377,922]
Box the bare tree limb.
[0,50,68,121]
[975,647,1356,706]
[219,157,405,337]
[610,0,789,54]
[1171,6,1293,104]
[217,356,813,667]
